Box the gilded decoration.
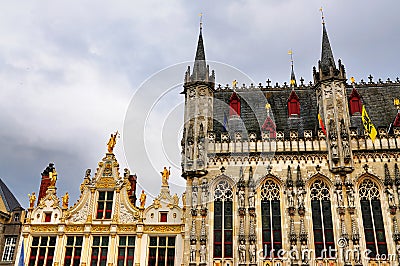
[117,225,137,233]
[144,225,181,233]
[91,225,110,232]
[30,225,58,233]
[96,177,116,189]
[65,225,85,233]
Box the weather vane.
[319,7,325,24]
[199,12,203,30]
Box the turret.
[181,23,215,178]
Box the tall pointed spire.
[184,16,215,84]
[313,8,346,83]
[320,23,336,74]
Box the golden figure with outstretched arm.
[161,166,171,186]
[107,131,119,153]
[139,190,146,208]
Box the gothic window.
[64,236,83,266]
[213,180,233,258]
[349,88,362,115]
[118,236,135,266]
[28,236,56,266]
[147,236,175,266]
[2,236,17,261]
[359,179,388,258]
[287,90,300,116]
[96,191,114,219]
[310,180,335,258]
[261,116,277,138]
[90,236,109,266]
[229,92,241,117]
[260,180,282,257]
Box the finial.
[350,77,355,84]
[265,103,271,110]
[288,49,294,65]
[199,12,203,31]
[319,7,325,24]
[288,49,296,87]
[232,79,238,88]
[394,98,400,110]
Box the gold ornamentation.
[28,192,36,208]
[49,168,57,187]
[153,198,161,209]
[62,192,69,209]
[117,225,137,232]
[92,225,110,232]
[30,225,58,232]
[139,190,146,208]
[65,225,84,232]
[107,131,119,153]
[161,166,170,186]
[144,225,181,233]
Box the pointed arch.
[358,178,388,258]
[212,177,234,259]
[309,178,335,258]
[258,177,282,258]
[229,92,241,117]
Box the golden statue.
[107,131,119,153]
[62,192,69,209]
[49,169,57,187]
[139,190,146,208]
[28,192,36,208]
[173,193,179,206]
[161,166,171,186]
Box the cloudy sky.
[0,0,399,208]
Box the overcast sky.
[0,0,399,208]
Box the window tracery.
[260,180,282,257]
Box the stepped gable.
[0,178,21,212]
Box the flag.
[223,112,228,132]
[18,239,24,266]
[318,113,327,135]
[362,105,377,142]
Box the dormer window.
[349,88,362,115]
[287,90,300,116]
[44,212,52,223]
[160,212,168,222]
[96,191,114,219]
[229,92,241,117]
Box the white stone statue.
[238,241,246,263]
[249,242,256,263]
[387,186,395,206]
[297,187,305,208]
[347,187,355,208]
[192,186,198,207]
[336,189,344,207]
[190,244,196,262]
[200,244,206,263]
[288,189,295,207]
[248,189,255,208]
[238,188,245,208]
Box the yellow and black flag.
[361,105,377,142]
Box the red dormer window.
[287,90,300,116]
[229,92,241,117]
[262,116,277,138]
[349,88,362,115]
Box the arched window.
[213,180,233,258]
[260,180,282,257]
[359,179,387,258]
[310,180,335,258]
[287,90,300,116]
[229,92,241,117]
[349,88,362,115]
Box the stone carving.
[347,187,355,208]
[238,187,245,208]
[248,189,255,208]
[238,240,246,263]
[192,186,198,207]
[336,189,344,207]
[297,187,305,209]
[331,140,338,158]
[190,244,196,262]
[71,201,89,223]
[386,186,396,206]
[201,180,208,205]
[249,242,256,263]
[200,244,206,263]
[288,189,295,207]
[119,204,136,223]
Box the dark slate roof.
[212,82,400,139]
[0,178,21,212]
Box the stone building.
[0,179,24,266]
[18,135,184,266]
[180,20,400,266]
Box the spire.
[192,21,207,81]
[320,23,336,74]
[288,49,297,87]
[184,16,215,84]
